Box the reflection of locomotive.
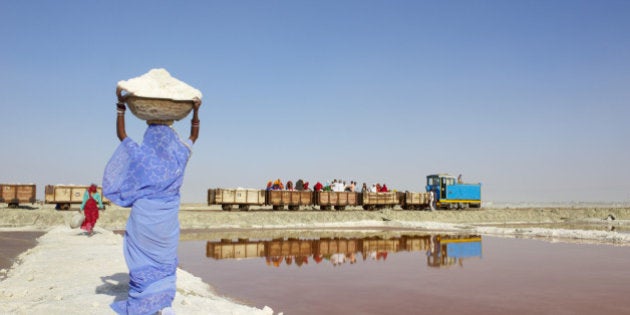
[208,173,480,211]
[206,234,482,268]
[426,235,483,268]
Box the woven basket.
[125,95,193,124]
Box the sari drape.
[103,125,192,315]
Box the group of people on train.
[266,179,391,193]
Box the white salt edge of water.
[117,68,202,101]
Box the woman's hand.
[116,87,128,103]
[192,97,202,111]
[116,87,128,141]
[189,97,201,143]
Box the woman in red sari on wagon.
[79,184,104,236]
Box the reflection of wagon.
[44,185,110,210]
[0,184,36,207]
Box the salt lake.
[178,230,630,315]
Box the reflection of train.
[426,235,483,268]
[206,234,482,268]
[208,174,481,211]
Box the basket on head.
[125,95,194,124]
[117,68,202,124]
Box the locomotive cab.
[426,174,481,209]
[426,174,455,201]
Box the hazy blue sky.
[1,1,629,203]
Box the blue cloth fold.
[103,125,192,315]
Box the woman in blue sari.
[104,89,201,315]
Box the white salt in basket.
[125,95,194,125]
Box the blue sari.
[103,125,192,315]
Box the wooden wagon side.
[208,188,265,211]
[44,185,111,210]
[360,191,399,210]
[267,190,313,211]
[0,184,36,207]
[316,191,359,210]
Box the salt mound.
[117,68,202,101]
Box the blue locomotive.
[426,174,481,209]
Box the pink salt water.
[178,234,630,315]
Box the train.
[208,174,482,211]
[1,174,481,210]
[0,184,110,209]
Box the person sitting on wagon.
[380,184,388,192]
[323,182,332,191]
[272,178,284,190]
[286,180,294,191]
[266,181,273,191]
[303,181,310,191]
[314,181,323,192]
[295,179,304,191]
[370,184,377,192]
[375,183,382,192]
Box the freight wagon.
[44,185,111,210]
[208,188,432,211]
[0,184,36,207]
[207,188,265,211]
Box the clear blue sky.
[1,1,629,203]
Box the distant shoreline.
[1,204,629,244]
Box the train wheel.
[273,205,284,211]
[288,205,299,211]
[335,206,346,211]
[222,204,232,211]
[239,204,250,211]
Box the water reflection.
[206,234,482,268]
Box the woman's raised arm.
[116,87,128,141]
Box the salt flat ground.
[0,204,629,314]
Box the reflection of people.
[79,184,104,236]
[104,90,201,315]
